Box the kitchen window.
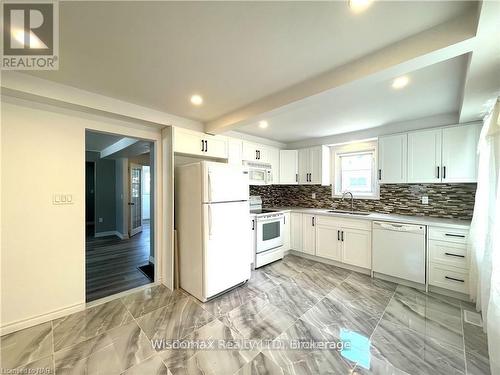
[332,141,379,199]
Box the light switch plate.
[53,194,74,205]
[422,196,429,205]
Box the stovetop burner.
[250,209,276,214]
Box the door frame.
[84,126,169,303]
[85,160,97,237]
[129,162,143,237]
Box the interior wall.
[85,151,116,233]
[0,96,165,334]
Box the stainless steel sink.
[327,210,371,216]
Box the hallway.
[86,223,152,302]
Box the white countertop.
[265,206,471,229]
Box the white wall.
[0,96,166,334]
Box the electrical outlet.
[99,218,103,223]
[312,193,316,199]
[422,196,429,205]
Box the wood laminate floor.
[85,222,152,302]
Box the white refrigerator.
[175,161,251,302]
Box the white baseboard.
[0,302,85,336]
[287,250,371,275]
[94,230,128,239]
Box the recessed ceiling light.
[258,120,269,129]
[349,0,373,13]
[392,76,410,89]
[190,94,203,106]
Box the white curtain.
[468,99,500,374]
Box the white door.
[342,228,372,269]
[302,214,316,255]
[280,150,298,184]
[204,136,228,159]
[282,212,291,251]
[408,129,442,183]
[379,134,407,183]
[309,147,322,185]
[315,224,342,261]
[298,148,310,184]
[129,163,143,237]
[242,142,259,161]
[290,213,303,252]
[442,124,480,183]
[203,162,249,203]
[204,201,251,298]
[174,129,204,156]
[228,139,243,165]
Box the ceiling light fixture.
[258,120,269,129]
[392,76,410,89]
[348,0,373,13]
[190,94,203,106]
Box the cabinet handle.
[443,166,446,179]
[312,217,315,226]
[445,276,464,283]
[337,230,340,241]
[296,173,298,183]
[201,139,205,152]
[445,233,466,238]
[437,166,440,179]
[341,231,344,242]
[205,140,208,152]
[445,252,465,258]
[252,219,255,230]
[284,216,286,225]
[378,169,382,180]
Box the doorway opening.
[85,130,155,302]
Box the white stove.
[249,196,285,268]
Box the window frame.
[331,140,379,200]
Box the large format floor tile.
[1,254,492,375]
[137,295,214,342]
[367,319,466,375]
[121,284,186,318]
[0,322,53,369]
[220,296,296,341]
[52,299,133,351]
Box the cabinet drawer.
[429,263,469,294]
[428,226,468,244]
[429,240,468,269]
[315,215,371,231]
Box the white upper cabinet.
[378,134,407,183]
[174,128,228,159]
[407,124,480,184]
[441,124,481,183]
[297,146,330,185]
[408,128,442,183]
[227,138,243,165]
[279,150,298,184]
[242,141,280,184]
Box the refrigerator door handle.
[208,205,213,239]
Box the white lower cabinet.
[282,212,291,251]
[302,214,316,255]
[291,213,372,270]
[342,227,372,269]
[428,226,469,294]
[290,213,303,252]
[315,223,342,261]
[250,216,256,265]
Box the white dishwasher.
[372,221,426,284]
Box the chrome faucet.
[341,191,354,213]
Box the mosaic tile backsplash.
[250,184,477,220]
